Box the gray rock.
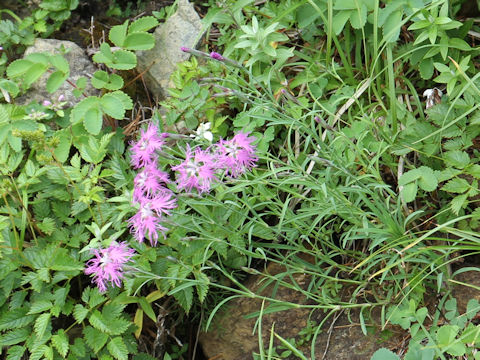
[137,0,204,100]
[16,39,99,107]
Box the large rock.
[137,0,204,100]
[17,39,99,107]
[199,262,405,360]
[200,264,480,360]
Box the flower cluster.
[128,123,177,246]
[128,122,258,244]
[85,124,258,292]
[84,242,135,293]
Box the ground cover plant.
[2,0,480,359]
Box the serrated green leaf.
[451,193,468,215]
[444,150,470,169]
[7,59,33,78]
[128,16,158,33]
[398,169,421,186]
[6,345,25,360]
[28,300,52,314]
[83,106,103,135]
[0,327,30,347]
[371,348,400,360]
[109,90,133,110]
[34,313,51,339]
[83,326,108,353]
[70,338,86,357]
[109,21,128,47]
[441,177,470,193]
[73,304,88,323]
[49,54,69,73]
[24,62,48,88]
[0,308,35,330]
[46,71,68,93]
[51,329,69,358]
[101,93,125,119]
[89,310,110,333]
[123,33,155,50]
[107,337,128,360]
[110,50,137,70]
[53,128,72,163]
[401,182,417,203]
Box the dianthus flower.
[171,145,217,193]
[130,123,166,169]
[215,132,258,177]
[133,163,170,201]
[128,194,176,246]
[84,242,135,293]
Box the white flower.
[191,122,213,142]
[423,88,443,109]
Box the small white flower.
[423,88,443,109]
[191,122,213,142]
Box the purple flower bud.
[210,51,224,61]
[42,100,52,106]
[0,47,3,51]
[180,46,191,53]
[57,94,65,102]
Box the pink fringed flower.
[133,163,170,201]
[130,123,166,169]
[128,193,176,246]
[84,242,135,293]
[171,145,217,193]
[215,132,258,177]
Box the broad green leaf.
[101,93,125,119]
[71,96,100,124]
[109,90,133,110]
[6,59,33,78]
[371,348,401,360]
[109,20,128,47]
[91,71,123,90]
[46,71,68,93]
[53,129,72,163]
[111,49,137,70]
[332,10,350,35]
[83,106,103,135]
[107,337,128,360]
[349,4,367,29]
[24,62,48,88]
[398,169,421,186]
[93,43,114,64]
[417,166,438,192]
[49,54,69,73]
[128,16,158,33]
[123,33,155,50]
[402,182,417,203]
